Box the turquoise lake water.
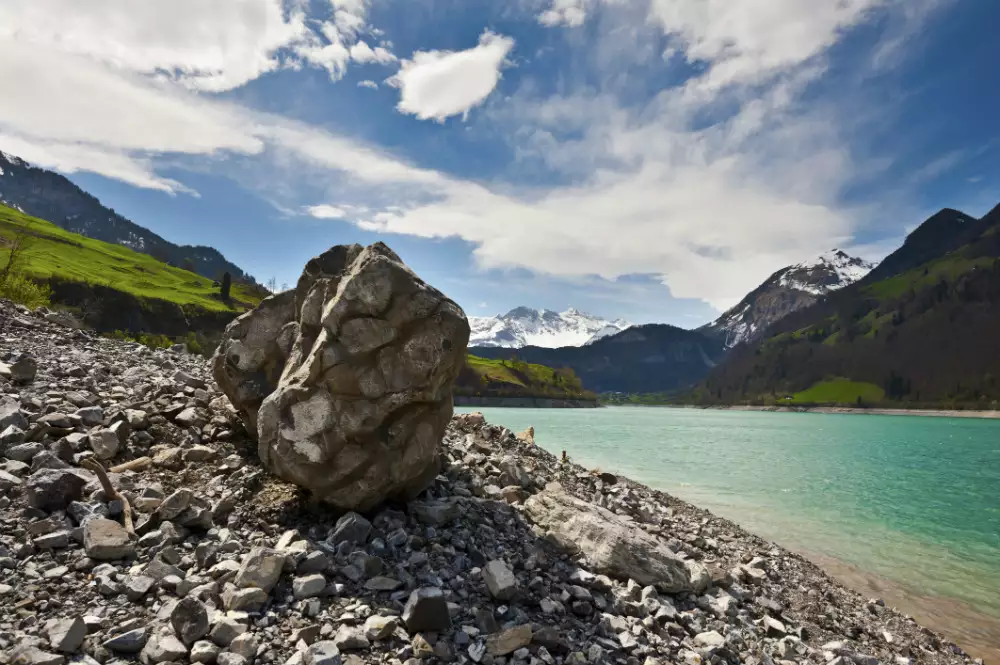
[458,406,1000,619]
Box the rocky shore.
[0,299,986,665]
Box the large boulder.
[213,243,469,511]
[523,483,709,593]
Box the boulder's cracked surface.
[213,243,469,510]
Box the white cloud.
[389,31,515,122]
[350,41,397,65]
[358,80,379,89]
[0,0,310,92]
[0,0,936,310]
[538,0,589,27]
[306,204,348,219]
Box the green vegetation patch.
[460,355,596,400]
[865,254,996,301]
[787,379,885,405]
[0,204,263,312]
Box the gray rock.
[126,575,157,601]
[487,625,532,656]
[304,641,342,665]
[158,488,193,521]
[8,441,43,461]
[88,429,120,460]
[210,618,248,647]
[38,412,72,428]
[26,468,88,511]
[333,625,370,651]
[483,559,518,600]
[402,586,452,633]
[190,641,220,664]
[1,424,26,446]
[104,627,149,653]
[10,354,38,383]
[9,646,65,665]
[0,398,28,431]
[363,616,399,641]
[75,406,104,426]
[234,547,285,592]
[171,596,210,645]
[223,586,269,612]
[331,512,371,545]
[214,243,469,512]
[141,632,189,664]
[47,616,87,653]
[293,573,327,599]
[84,518,134,560]
[523,483,707,593]
[694,631,725,649]
[229,633,259,661]
[217,654,247,665]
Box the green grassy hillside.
[0,204,264,312]
[456,354,597,401]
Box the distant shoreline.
[674,404,1000,419]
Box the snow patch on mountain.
[703,249,874,348]
[470,307,631,348]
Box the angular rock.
[293,573,327,599]
[171,596,210,645]
[223,586,269,612]
[331,512,371,545]
[47,616,87,653]
[10,353,38,383]
[9,646,64,665]
[141,632,189,664]
[304,641,342,665]
[333,625,370,651]
[26,468,88,511]
[88,429,120,460]
[213,243,470,511]
[234,547,285,592]
[84,518,134,560]
[158,488,193,521]
[402,586,452,633]
[363,616,399,641]
[190,641,220,664]
[487,625,532,656]
[483,559,518,601]
[523,483,707,592]
[210,619,247,647]
[0,398,28,431]
[104,628,149,653]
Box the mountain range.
[698,203,1000,407]
[701,249,874,347]
[471,323,728,393]
[0,151,251,282]
[469,307,630,348]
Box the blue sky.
[1,0,997,326]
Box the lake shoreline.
[673,404,1000,419]
[803,550,1000,664]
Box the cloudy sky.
[1,0,997,325]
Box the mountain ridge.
[472,323,726,393]
[0,150,252,283]
[696,204,1000,407]
[701,249,874,347]
[469,306,630,348]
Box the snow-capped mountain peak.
[702,249,874,348]
[469,307,631,348]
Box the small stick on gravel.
[109,457,152,473]
[81,458,135,538]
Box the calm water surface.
[459,406,1000,618]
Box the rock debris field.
[0,299,984,665]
